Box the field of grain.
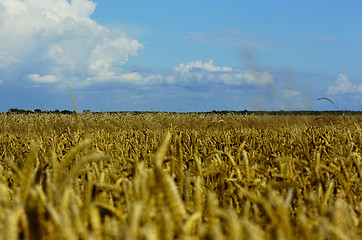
[0,112,361,240]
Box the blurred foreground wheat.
[0,112,361,239]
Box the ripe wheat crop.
[0,112,361,239]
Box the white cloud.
[119,72,163,85]
[0,1,274,91]
[175,60,233,73]
[83,59,272,88]
[85,71,163,86]
[120,72,143,81]
[0,52,17,69]
[327,74,362,94]
[84,59,273,88]
[27,74,59,83]
[169,60,273,87]
[284,89,301,97]
[89,37,143,78]
[0,0,143,85]
[244,70,273,87]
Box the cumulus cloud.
[167,60,273,87]
[27,74,59,83]
[118,73,163,85]
[0,1,274,92]
[327,74,362,94]
[284,89,301,97]
[244,70,273,87]
[83,59,273,89]
[88,38,142,80]
[0,0,143,86]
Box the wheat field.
[0,112,361,240]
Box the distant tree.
[7,108,19,114]
[61,110,74,114]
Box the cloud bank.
[85,59,274,89]
[27,74,59,83]
[166,60,273,87]
[0,0,143,86]
[0,0,282,112]
[327,74,362,95]
[0,1,274,91]
[284,89,301,97]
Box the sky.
[0,0,361,112]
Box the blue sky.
[0,0,361,112]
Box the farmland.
[0,112,361,239]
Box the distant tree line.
[6,108,75,114]
[4,108,361,115]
